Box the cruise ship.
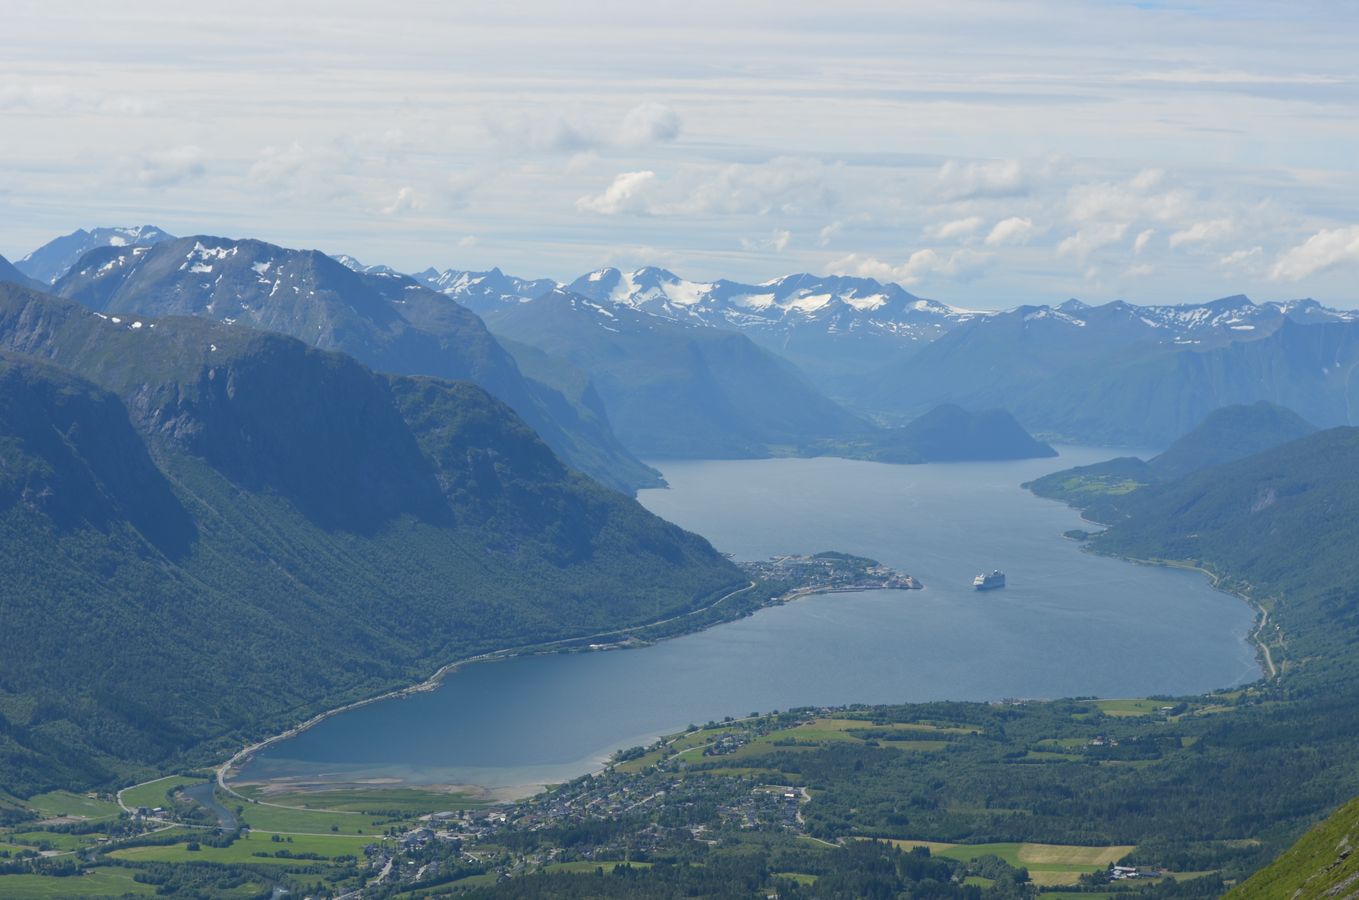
[973,570,1005,591]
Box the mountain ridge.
[49,235,660,492]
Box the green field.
[231,797,392,836]
[885,840,1134,886]
[6,830,91,851]
[0,868,156,897]
[118,776,201,811]
[234,785,474,814]
[110,830,378,866]
[24,791,122,821]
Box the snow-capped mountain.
[416,267,558,315]
[331,253,404,278]
[563,267,987,343]
[1035,294,1359,347]
[49,235,660,493]
[419,261,1357,353]
[418,265,987,343]
[17,225,175,285]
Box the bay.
[237,448,1258,794]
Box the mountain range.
[412,262,1359,446]
[14,231,1054,467]
[20,225,1359,459]
[45,235,659,493]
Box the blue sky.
[2,0,1357,307]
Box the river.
[236,448,1259,795]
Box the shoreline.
[216,555,1266,806]
[1068,508,1274,682]
[217,578,766,804]
[1104,554,1277,681]
[215,574,928,805]
[212,522,1268,807]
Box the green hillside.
[1228,795,1359,899]
[875,403,1055,463]
[1026,401,1316,522]
[0,285,743,798]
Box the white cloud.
[249,142,311,187]
[381,186,423,215]
[935,159,1027,200]
[445,166,498,208]
[1270,226,1359,281]
[578,158,835,218]
[1130,168,1166,191]
[829,247,991,286]
[985,217,1035,246]
[818,221,843,247]
[97,95,157,116]
[487,111,595,154]
[0,82,155,116]
[1066,176,1191,225]
[487,103,680,155]
[926,216,984,240]
[741,229,792,253]
[0,82,74,111]
[675,157,835,216]
[1169,218,1235,248]
[1219,246,1263,268]
[576,170,658,215]
[457,234,479,248]
[1057,223,1129,263]
[1132,228,1155,255]
[1122,263,1156,278]
[618,103,681,147]
[566,151,600,175]
[131,145,206,187]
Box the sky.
[2,0,1358,308]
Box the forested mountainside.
[0,283,743,797]
[1025,401,1317,520]
[49,236,658,492]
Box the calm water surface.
[240,449,1259,791]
